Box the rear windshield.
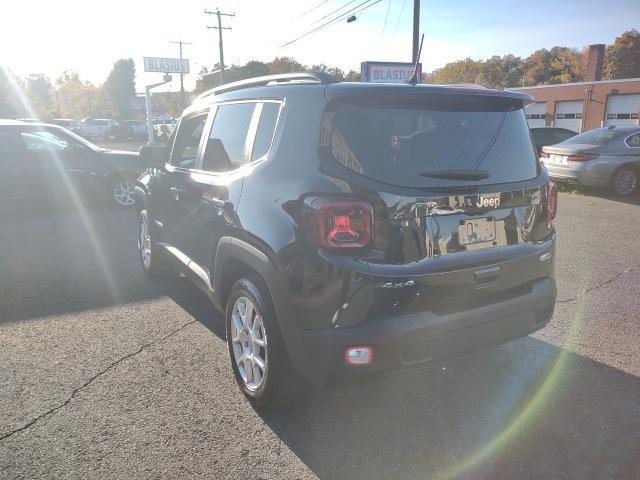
[322,96,538,188]
[563,128,628,146]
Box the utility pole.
[170,40,192,107]
[204,8,234,85]
[412,0,420,64]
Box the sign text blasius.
[360,61,421,83]
[143,57,190,74]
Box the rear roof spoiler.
[324,83,534,104]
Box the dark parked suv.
[135,73,558,408]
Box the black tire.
[610,166,638,196]
[226,277,303,408]
[137,209,170,278]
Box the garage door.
[525,102,546,128]
[604,94,640,127]
[554,100,583,132]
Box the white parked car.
[122,120,148,139]
[49,119,82,134]
[77,118,121,139]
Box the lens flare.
[435,270,588,480]
[2,66,121,303]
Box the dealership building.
[512,44,640,132]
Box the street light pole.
[170,40,192,107]
[205,8,234,85]
[145,76,172,144]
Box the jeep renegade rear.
[135,73,557,408]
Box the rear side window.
[251,102,280,161]
[322,96,538,187]
[627,133,640,147]
[202,102,255,172]
[564,128,626,146]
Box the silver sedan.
[541,126,640,196]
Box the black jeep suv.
[135,73,557,408]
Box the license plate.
[459,218,496,245]
[547,154,567,164]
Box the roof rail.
[195,71,339,101]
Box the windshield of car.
[56,126,108,151]
[326,96,538,187]
[563,128,628,146]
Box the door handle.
[474,266,501,287]
[170,186,184,200]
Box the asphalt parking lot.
[1,192,639,480]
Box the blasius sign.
[361,61,421,83]
[143,57,190,74]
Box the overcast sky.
[2,0,638,93]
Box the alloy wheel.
[614,168,637,196]
[113,180,136,207]
[230,296,268,391]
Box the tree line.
[425,29,640,87]
[1,29,638,120]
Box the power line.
[280,0,381,48]
[393,0,408,38]
[310,0,358,25]
[380,0,391,41]
[296,0,332,19]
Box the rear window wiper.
[419,169,489,181]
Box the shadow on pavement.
[122,234,640,480]
[0,206,164,324]
[159,275,226,339]
[161,274,640,479]
[559,184,640,206]
[261,338,640,480]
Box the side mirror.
[139,144,166,168]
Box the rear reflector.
[345,346,373,366]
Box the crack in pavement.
[556,263,640,304]
[0,320,197,442]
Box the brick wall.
[513,79,640,131]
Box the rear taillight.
[567,153,599,162]
[545,181,558,224]
[540,151,549,159]
[305,198,373,249]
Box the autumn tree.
[24,74,55,118]
[521,47,584,85]
[55,71,109,118]
[478,55,523,88]
[103,58,136,118]
[0,67,25,117]
[426,58,483,85]
[267,57,305,74]
[603,29,640,79]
